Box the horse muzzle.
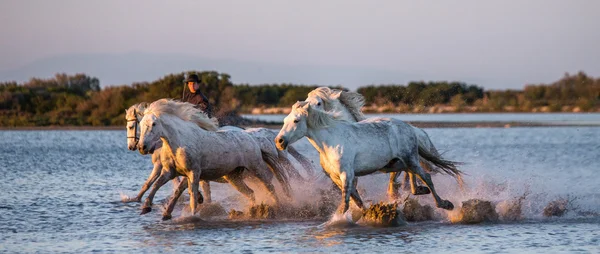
[275,137,288,150]
[138,143,154,155]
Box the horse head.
[275,101,311,150]
[125,103,149,151]
[138,113,162,155]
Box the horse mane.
[126,102,149,120]
[144,99,219,131]
[292,101,343,129]
[307,87,366,121]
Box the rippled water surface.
[1,127,599,253]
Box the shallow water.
[1,127,599,253]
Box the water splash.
[119,192,138,203]
[320,210,357,228]
[450,199,498,224]
[496,192,528,221]
[402,198,435,222]
[543,196,577,217]
[359,202,406,227]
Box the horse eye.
[293,120,299,123]
[152,123,156,126]
[317,102,321,106]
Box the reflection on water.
[0,128,599,252]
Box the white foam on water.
[319,210,357,228]
[119,192,138,203]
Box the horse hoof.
[414,186,431,195]
[440,200,454,210]
[162,214,172,221]
[140,207,152,215]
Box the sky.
[1,0,599,90]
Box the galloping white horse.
[138,99,288,216]
[123,103,182,202]
[125,103,226,212]
[275,101,459,215]
[125,101,315,218]
[304,87,462,198]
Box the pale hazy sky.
[1,0,599,89]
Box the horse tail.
[417,144,465,189]
[287,146,316,179]
[277,150,307,182]
[261,151,293,198]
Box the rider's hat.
[184,73,200,83]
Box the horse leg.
[127,162,161,203]
[329,174,363,210]
[187,170,201,215]
[187,182,204,206]
[388,172,401,200]
[402,172,410,191]
[409,172,431,195]
[200,180,211,204]
[350,177,364,209]
[223,168,256,204]
[337,170,355,214]
[172,176,181,194]
[141,170,173,215]
[162,178,188,220]
[408,158,453,210]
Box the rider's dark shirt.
[182,88,213,118]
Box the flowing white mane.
[292,101,345,129]
[144,99,219,131]
[307,87,366,121]
[126,102,149,121]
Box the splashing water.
[496,192,528,221]
[2,128,600,253]
[359,202,407,227]
[402,198,436,222]
[119,192,137,203]
[320,210,357,228]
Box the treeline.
[358,82,484,106]
[358,72,599,113]
[0,71,329,126]
[0,71,598,126]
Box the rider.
[182,73,213,118]
[181,73,215,203]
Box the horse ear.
[301,102,310,110]
[331,90,342,99]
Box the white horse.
[157,125,317,220]
[123,103,183,203]
[125,103,221,203]
[275,101,459,215]
[304,87,462,198]
[138,99,288,216]
[125,102,315,218]
[126,103,229,216]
